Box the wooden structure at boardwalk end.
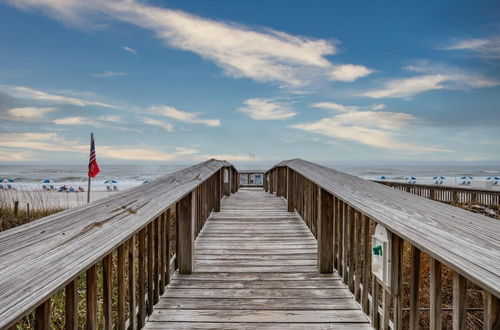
[1,158,499,329]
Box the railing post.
[178,191,195,274]
[223,167,230,196]
[287,168,293,212]
[34,299,50,330]
[453,273,467,330]
[317,187,334,273]
[430,258,442,330]
[484,292,500,330]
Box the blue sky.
[0,0,499,165]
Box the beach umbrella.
[104,180,118,184]
[143,180,149,184]
[486,176,500,180]
[379,176,386,180]
[1,178,15,183]
[40,179,55,183]
[460,176,473,180]
[406,176,417,181]
[433,176,445,180]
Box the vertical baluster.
[453,273,467,330]
[337,200,344,278]
[147,222,154,315]
[153,217,160,304]
[138,228,146,328]
[129,236,136,330]
[65,280,78,330]
[178,191,195,274]
[86,265,97,330]
[317,187,333,273]
[159,212,166,294]
[382,289,391,330]
[371,275,379,327]
[117,243,126,329]
[362,214,371,314]
[102,254,113,330]
[165,208,172,282]
[354,211,362,302]
[35,299,50,330]
[430,257,442,330]
[348,206,355,292]
[391,235,403,330]
[342,202,347,281]
[484,292,500,330]
[409,246,421,330]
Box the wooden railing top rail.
[373,179,500,195]
[270,158,500,298]
[0,159,235,328]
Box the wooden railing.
[373,180,500,208]
[238,170,265,187]
[266,159,500,329]
[0,159,238,329]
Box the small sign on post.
[371,223,392,288]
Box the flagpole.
[87,133,93,203]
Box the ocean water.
[0,163,499,191]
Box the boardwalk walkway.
[145,188,370,329]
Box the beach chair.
[42,185,48,190]
[7,184,13,190]
[106,185,112,191]
[49,185,55,190]
[113,185,119,191]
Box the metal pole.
[87,133,92,203]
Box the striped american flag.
[88,133,100,178]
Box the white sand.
[0,189,116,210]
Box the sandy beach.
[0,189,116,210]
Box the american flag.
[88,133,100,178]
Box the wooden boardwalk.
[145,188,370,329]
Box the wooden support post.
[382,289,391,330]
[147,222,154,315]
[391,235,403,330]
[484,292,500,330]
[159,213,166,294]
[287,167,293,212]
[430,258,442,330]
[153,217,160,305]
[65,280,77,330]
[409,246,421,330]
[14,200,19,217]
[371,275,379,327]
[317,187,334,273]
[348,206,355,293]
[178,191,195,274]
[362,215,370,314]
[165,208,172,283]
[223,167,230,196]
[138,228,146,328]
[86,265,97,330]
[35,299,50,330]
[117,243,126,330]
[215,170,221,211]
[453,273,467,330]
[102,254,113,330]
[128,236,136,330]
[341,202,347,281]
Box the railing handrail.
[373,179,500,195]
[269,158,500,298]
[0,158,236,328]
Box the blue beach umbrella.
[104,180,118,184]
[460,176,473,180]
[143,180,149,184]
[487,176,500,180]
[379,176,386,180]
[433,176,445,180]
[406,176,417,180]
[1,178,15,183]
[41,179,55,183]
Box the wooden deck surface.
[145,188,370,329]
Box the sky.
[0,0,499,166]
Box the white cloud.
[6,107,57,120]
[4,0,371,87]
[329,64,372,82]
[363,62,498,99]
[98,115,122,123]
[121,46,137,54]
[0,132,85,152]
[0,148,37,161]
[312,102,386,112]
[238,98,297,120]
[292,103,451,153]
[142,117,175,132]
[2,85,115,107]
[98,146,178,161]
[91,71,127,78]
[175,147,199,155]
[195,153,261,162]
[53,116,99,126]
[443,37,500,59]
[151,105,220,127]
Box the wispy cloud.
[238,98,297,120]
[4,0,371,87]
[98,115,122,123]
[0,132,85,152]
[312,102,385,113]
[121,46,137,54]
[1,85,115,107]
[362,62,498,98]
[443,37,500,59]
[151,105,220,127]
[195,153,261,162]
[91,71,127,78]
[142,117,175,132]
[6,107,57,120]
[53,116,98,126]
[292,102,451,153]
[175,147,199,155]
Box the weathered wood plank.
[144,322,374,329]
